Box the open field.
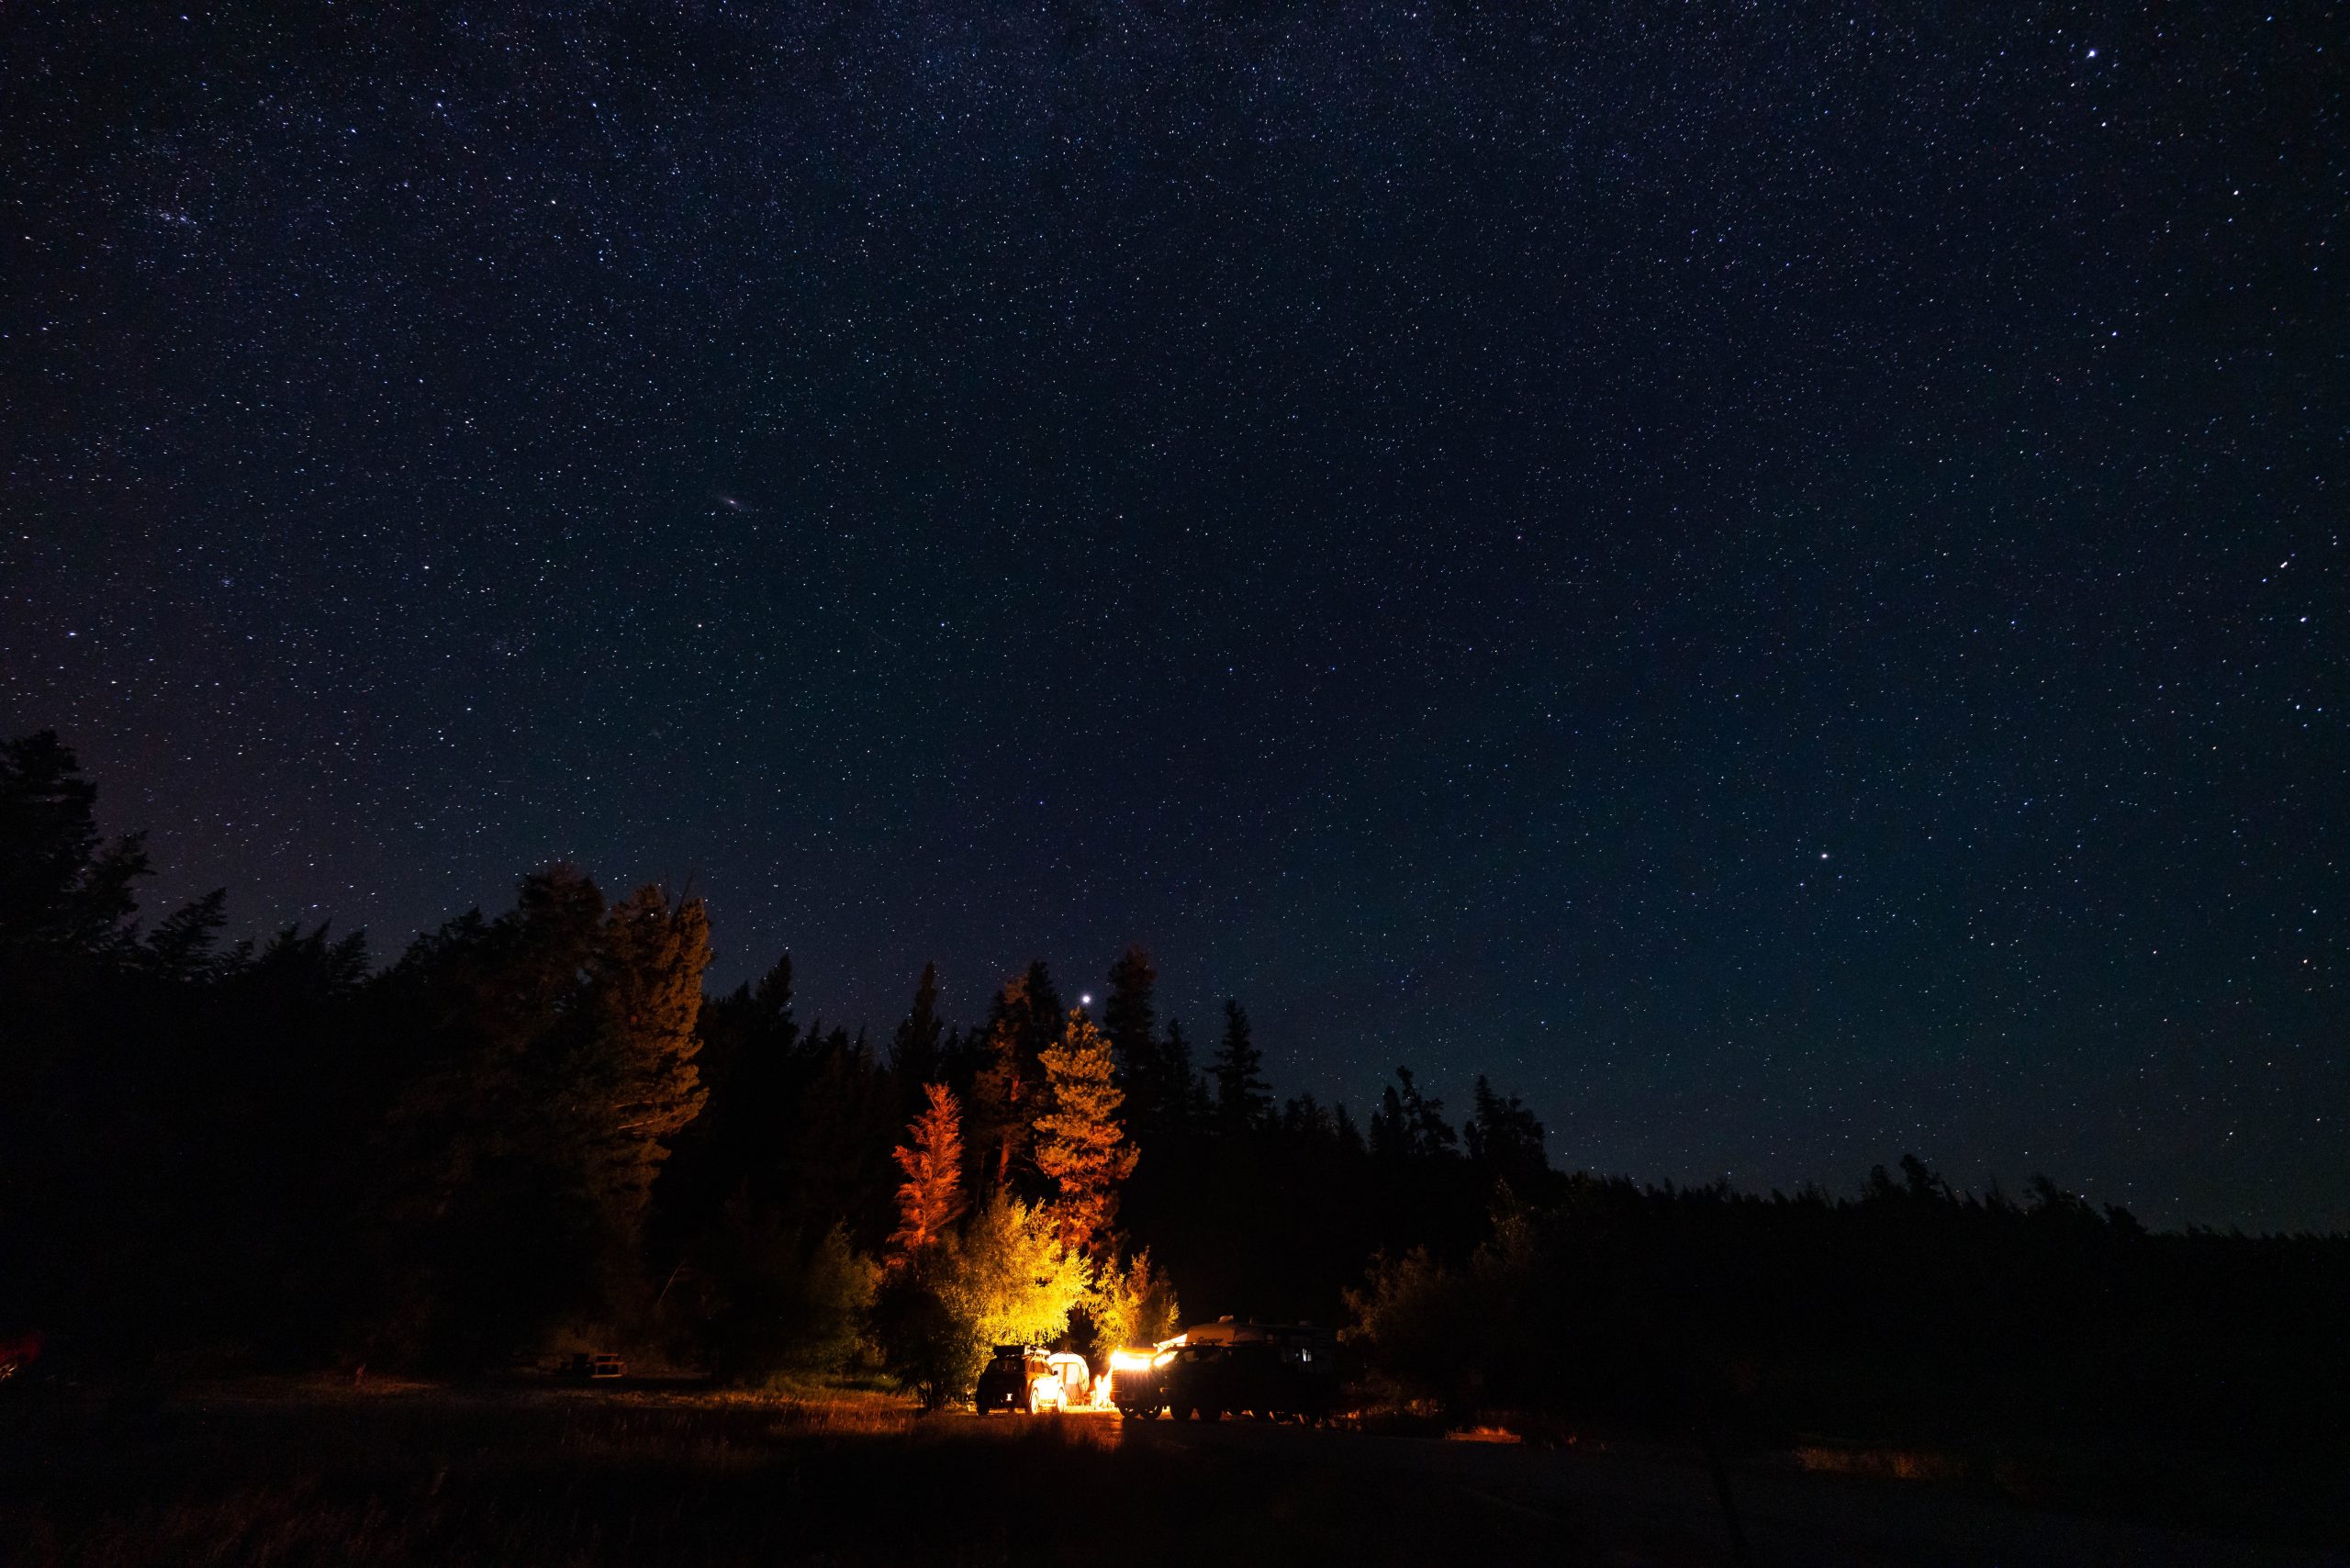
[1,1380,2334,1567]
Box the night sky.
[5,4,2344,1230]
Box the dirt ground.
[0,1380,2335,1567]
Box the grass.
[3,1378,2333,1566]
[0,1381,1581,1567]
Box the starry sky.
[5,3,2344,1230]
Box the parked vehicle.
[555,1351,626,1381]
[1113,1320,1337,1423]
[974,1347,1093,1414]
[1108,1346,1174,1417]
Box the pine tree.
[1370,1066,1457,1160]
[1102,945,1163,1130]
[1212,998,1271,1135]
[1164,1015,1208,1128]
[753,950,796,1029]
[1034,1010,1139,1258]
[890,961,946,1086]
[364,865,624,1364]
[969,962,1062,1193]
[1465,1075,1548,1184]
[578,884,714,1228]
[889,1083,968,1263]
[0,729,149,956]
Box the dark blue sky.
[5,3,2344,1229]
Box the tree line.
[0,729,1538,1388]
[3,729,2343,1505]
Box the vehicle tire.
[1203,1406,1225,1423]
[1172,1404,1193,1422]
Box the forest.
[3,729,2344,1513]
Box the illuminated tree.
[1087,1246,1181,1351]
[938,1193,1091,1356]
[1034,1010,1138,1258]
[879,1190,1090,1408]
[888,1082,968,1263]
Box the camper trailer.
[1112,1319,1336,1423]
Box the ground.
[0,1380,2328,1566]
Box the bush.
[688,1205,876,1387]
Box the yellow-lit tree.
[888,1083,967,1265]
[1087,1246,1181,1351]
[1034,1010,1138,1258]
[937,1193,1090,1363]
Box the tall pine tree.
[1212,998,1271,1136]
[580,884,713,1230]
[1034,1010,1139,1258]
[890,961,946,1088]
[969,961,1062,1193]
[1102,945,1165,1132]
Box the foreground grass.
[3,1381,1581,1568]
[0,1380,2330,1566]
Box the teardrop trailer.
[1109,1318,1337,1424]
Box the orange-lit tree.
[888,1083,968,1264]
[1034,1009,1138,1259]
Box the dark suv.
[973,1347,1052,1415]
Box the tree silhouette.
[0,729,149,956]
[359,868,711,1366]
[581,884,714,1229]
[890,962,946,1088]
[968,962,1061,1193]
[1103,945,1168,1132]
[1371,1066,1457,1160]
[1212,999,1271,1136]
[1466,1075,1549,1186]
